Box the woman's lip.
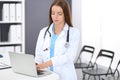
[55,20,58,22]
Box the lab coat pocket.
[55,44,66,55]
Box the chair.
[74,45,95,69]
[112,60,120,80]
[106,59,120,80]
[82,49,115,80]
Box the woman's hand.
[36,60,53,70]
[36,64,44,70]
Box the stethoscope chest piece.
[64,42,69,48]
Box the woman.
[35,0,80,80]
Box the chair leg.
[82,73,86,80]
[88,75,91,80]
[113,75,116,80]
[117,76,119,80]
[101,78,105,80]
[94,76,96,80]
[99,76,100,80]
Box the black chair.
[74,45,95,69]
[106,59,120,80]
[112,60,120,80]
[82,49,115,80]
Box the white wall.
[72,1,120,80]
[80,0,102,62]
[72,1,82,79]
[72,0,81,30]
[72,0,120,70]
[101,0,120,69]
[72,0,82,62]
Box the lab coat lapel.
[54,23,69,55]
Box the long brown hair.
[49,0,73,27]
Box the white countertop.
[0,69,59,80]
[0,52,59,80]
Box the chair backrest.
[94,49,114,72]
[81,45,95,53]
[75,45,95,64]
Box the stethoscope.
[44,26,70,48]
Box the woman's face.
[51,5,65,26]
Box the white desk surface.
[0,68,59,80]
[0,52,59,80]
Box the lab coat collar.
[48,23,69,34]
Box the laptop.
[9,52,52,77]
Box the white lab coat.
[35,23,80,80]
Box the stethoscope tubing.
[44,26,70,48]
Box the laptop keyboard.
[37,70,44,75]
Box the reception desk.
[0,68,59,80]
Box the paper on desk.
[0,52,11,66]
[0,62,11,69]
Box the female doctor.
[35,0,80,80]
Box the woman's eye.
[51,12,63,16]
[58,13,62,16]
[51,13,55,15]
